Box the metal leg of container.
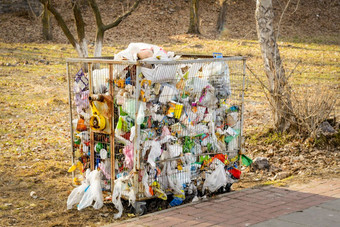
[66,62,75,178]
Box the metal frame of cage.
[66,56,247,206]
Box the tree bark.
[72,0,88,57]
[42,0,52,40]
[255,0,293,132]
[216,0,228,33]
[188,0,200,34]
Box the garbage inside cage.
[66,43,250,218]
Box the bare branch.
[292,0,301,14]
[88,0,105,30]
[276,0,292,40]
[286,60,301,80]
[246,65,270,92]
[27,0,40,20]
[104,0,141,31]
[39,0,78,48]
[72,0,86,42]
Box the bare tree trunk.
[94,29,104,57]
[255,0,293,132]
[42,0,52,40]
[216,0,228,33]
[72,0,88,58]
[188,0,200,34]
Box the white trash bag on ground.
[77,170,104,210]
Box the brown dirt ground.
[0,0,339,226]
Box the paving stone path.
[106,178,340,227]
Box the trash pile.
[66,43,251,218]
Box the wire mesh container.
[66,55,247,210]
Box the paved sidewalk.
[107,178,340,227]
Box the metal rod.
[88,63,95,171]
[109,63,115,193]
[239,59,247,161]
[66,62,75,178]
[133,64,141,196]
[65,56,246,64]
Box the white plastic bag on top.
[114,43,171,61]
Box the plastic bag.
[142,171,152,197]
[114,43,170,61]
[77,170,104,210]
[147,141,162,168]
[67,181,89,210]
[92,68,109,94]
[198,85,218,108]
[123,143,134,170]
[169,144,183,158]
[203,165,227,193]
[158,84,178,104]
[202,62,231,99]
[169,190,185,207]
[141,64,177,83]
[136,103,145,125]
[112,177,124,219]
[122,98,136,118]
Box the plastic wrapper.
[203,165,228,193]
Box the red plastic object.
[214,154,225,163]
[228,168,241,179]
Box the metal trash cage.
[66,55,247,212]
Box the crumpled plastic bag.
[147,141,162,168]
[142,171,152,197]
[159,84,178,104]
[123,143,134,170]
[136,103,145,125]
[141,64,178,83]
[112,174,136,219]
[114,43,172,61]
[203,61,231,99]
[198,85,218,108]
[92,68,109,94]
[112,177,124,219]
[203,165,228,193]
[77,170,104,210]
[67,182,89,209]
